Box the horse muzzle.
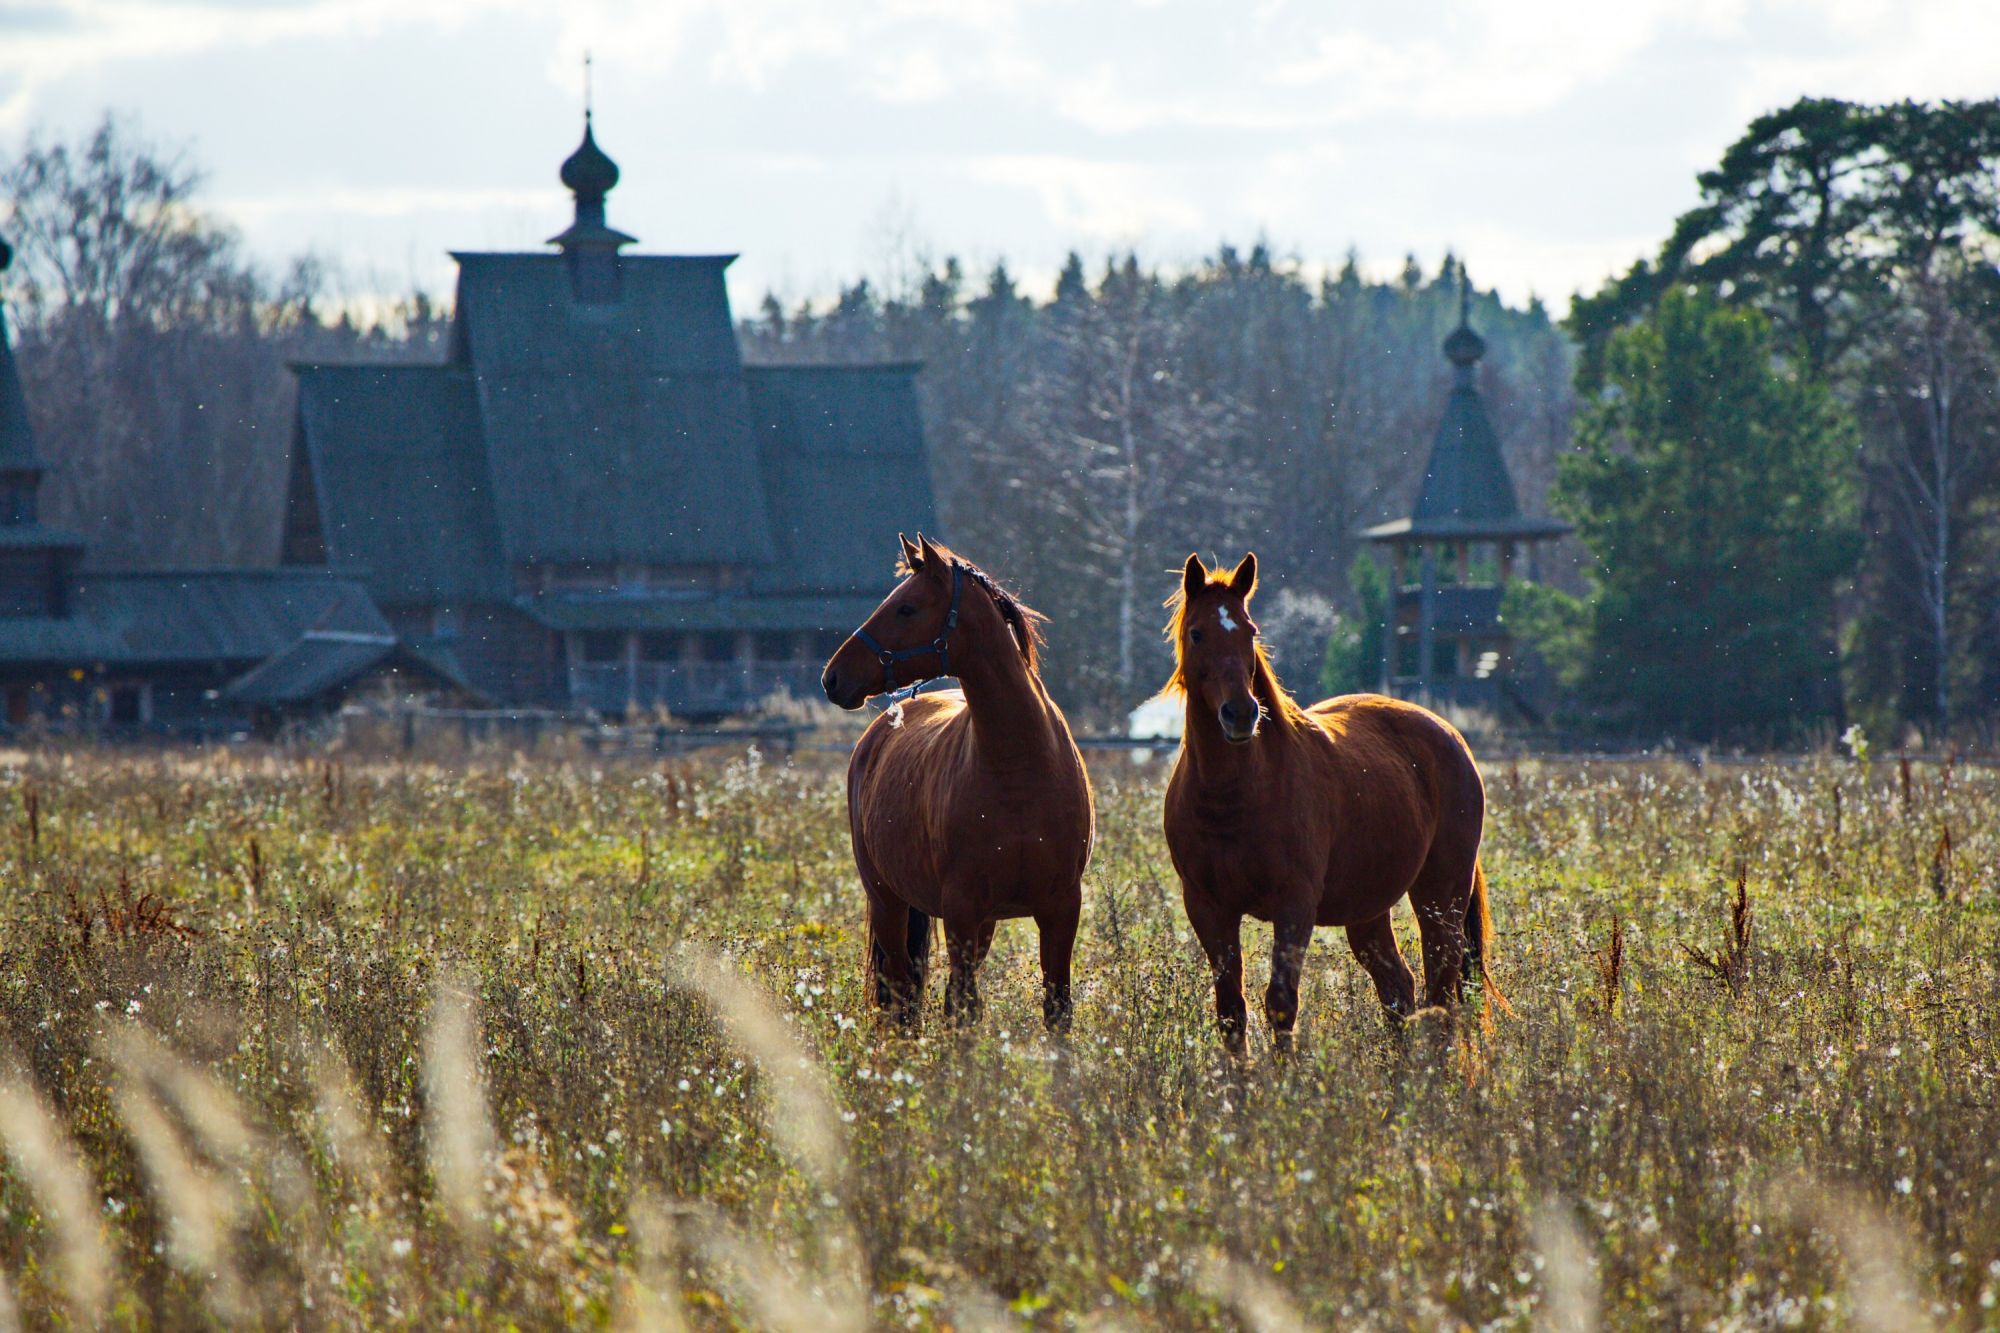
[822,665,867,711]
[1218,699,1259,744]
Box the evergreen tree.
[1549,289,1861,740]
[1320,552,1387,697]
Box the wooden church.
[1363,281,1569,715]
[280,113,935,715]
[0,112,934,731]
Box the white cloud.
[214,184,561,225]
[7,0,1999,314]
[969,154,1203,240]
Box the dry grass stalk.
[421,978,497,1233]
[0,1074,113,1318]
[107,1053,246,1318]
[1770,1179,1935,1333]
[667,947,867,1326]
[307,1045,389,1201]
[613,1191,687,1333]
[1683,865,1752,994]
[666,947,847,1191]
[678,1199,865,1333]
[1531,1199,1600,1333]
[1192,1250,1308,1333]
[109,1023,312,1223]
[1596,913,1625,1017]
[0,1264,21,1333]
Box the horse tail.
[1467,860,1514,1017]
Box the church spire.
[548,56,636,256]
[1441,265,1485,384]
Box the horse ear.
[1181,553,1206,601]
[1227,551,1258,600]
[917,532,944,573]
[899,532,922,569]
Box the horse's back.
[1302,693,1486,911]
[1307,692,1480,784]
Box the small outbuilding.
[1361,279,1569,714]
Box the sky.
[2,0,1997,319]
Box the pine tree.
[1553,289,1861,740]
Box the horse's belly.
[1315,839,1433,925]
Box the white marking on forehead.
[1217,606,1238,632]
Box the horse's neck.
[954,611,1055,762]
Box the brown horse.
[822,535,1094,1030]
[1161,552,1501,1054]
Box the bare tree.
[999,258,1257,707]
[1860,260,2000,732]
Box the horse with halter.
[822,535,1094,1030]
[1161,552,1503,1055]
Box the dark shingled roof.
[0,569,388,667]
[745,364,933,595]
[449,253,777,567]
[286,243,933,634]
[1363,311,1571,544]
[291,365,506,604]
[219,630,475,706]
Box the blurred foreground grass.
[0,744,1997,1329]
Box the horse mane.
[1160,581,1310,730]
[899,541,1046,670]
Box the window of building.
[0,554,52,617]
[109,685,147,726]
[578,631,626,663]
[637,632,682,662]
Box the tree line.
[7,102,1993,742]
[738,250,1576,713]
[1541,97,2000,743]
[0,117,448,568]
[2,115,1578,719]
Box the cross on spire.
[583,51,593,124]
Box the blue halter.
[853,561,963,698]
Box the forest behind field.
[4,98,1999,741]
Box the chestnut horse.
[822,535,1094,1030]
[1162,552,1502,1054]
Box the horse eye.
[896,603,918,618]
[1190,629,1204,643]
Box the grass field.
[0,742,1996,1329]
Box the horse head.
[1169,551,1265,743]
[821,533,956,709]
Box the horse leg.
[1184,891,1248,1055]
[867,894,921,1026]
[1035,893,1081,1033]
[1265,915,1314,1056]
[1412,867,1474,1011]
[941,916,986,1026]
[1344,912,1416,1018]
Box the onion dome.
[559,115,620,200]
[548,112,636,254]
